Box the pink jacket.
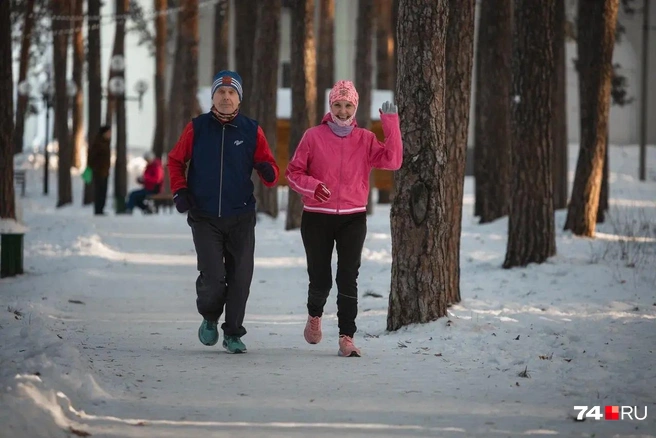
[286,112,403,215]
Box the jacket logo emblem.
[234,140,243,146]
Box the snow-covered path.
[2,145,656,437]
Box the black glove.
[254,162,276,183]
[173,188,195,213]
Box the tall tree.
[165,0,200,156]
[180,0,199,124]
[212,0,229,76]
[597,138,609,222]
[444,0,475,304]
[564,0,619,236]
[355,0,375,215]
[387,0,449,331]
[0,0,15,219]
[12,0,35,155]
[52,0,73,208]
[105,3,122,127]
[473,0,512,223]
[285,0,316,231]
[638,0,649,181]
[71,0,84,169]
[355,0,374,129]
[316,0,334,123]
[84,0,102,205]
[503,0,556,268]
[165,11,186,153]
[376,0,397,204]
[152,0,167,159]
[251,0,281,218]
[375,0,395,90]
[234,0,257,116]
[392,0,399,85]
[113,0,128,212]
[552,0,568,210]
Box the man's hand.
[254,162,276,183]
[173,188,195,213]
[314,183,331,203]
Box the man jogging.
[167,70,279,354]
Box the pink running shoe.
[304,315,322,344]
[338,335,361,357]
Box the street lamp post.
[133,80,149,110]
[17,68,83,197]
[18,73,80,196]
[109,55,128,213]
[17,74,54,195]
[42,83,51,195]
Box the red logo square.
[605,406,619,420]
[222,76,232,85]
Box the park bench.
[146,192,175,213]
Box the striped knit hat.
[211,70,243,102]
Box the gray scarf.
[327,121,354,138]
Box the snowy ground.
[1,145,655,438]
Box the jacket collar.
[321,112,358,127]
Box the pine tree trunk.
[375,0,394,90]
[387,0,449,331]
[113,0,128,213]
[84,0,102,205]
[285,0,316,231]
[444,0,475,305]
[13,0,35,156]
[251,0,281,218]
[212,0,229,77]
[376,0,397,204]
[355,0,375,215]
[392,0,399,82]
[105,24,121,127]
[503,1,556,268]
[473,0,512,223]
[165,19,186,154]
[316,0,334,124]
[234,0,257,116]
[355,0,374,122]
[552,0,568,210]
[597,137,609,222]
[53,0,73,208]
[71,0,84,170]
[564,0,618,236]
[180,0,199,125]
[0,0,15,219]
[152,0,167,159]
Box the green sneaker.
[198,320,219,346]
[222,335,247,354]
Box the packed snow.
[1,144,655,437]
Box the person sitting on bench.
[126,151,164,214]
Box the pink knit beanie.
[329,80,359,108]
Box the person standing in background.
[87,126,112,216]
